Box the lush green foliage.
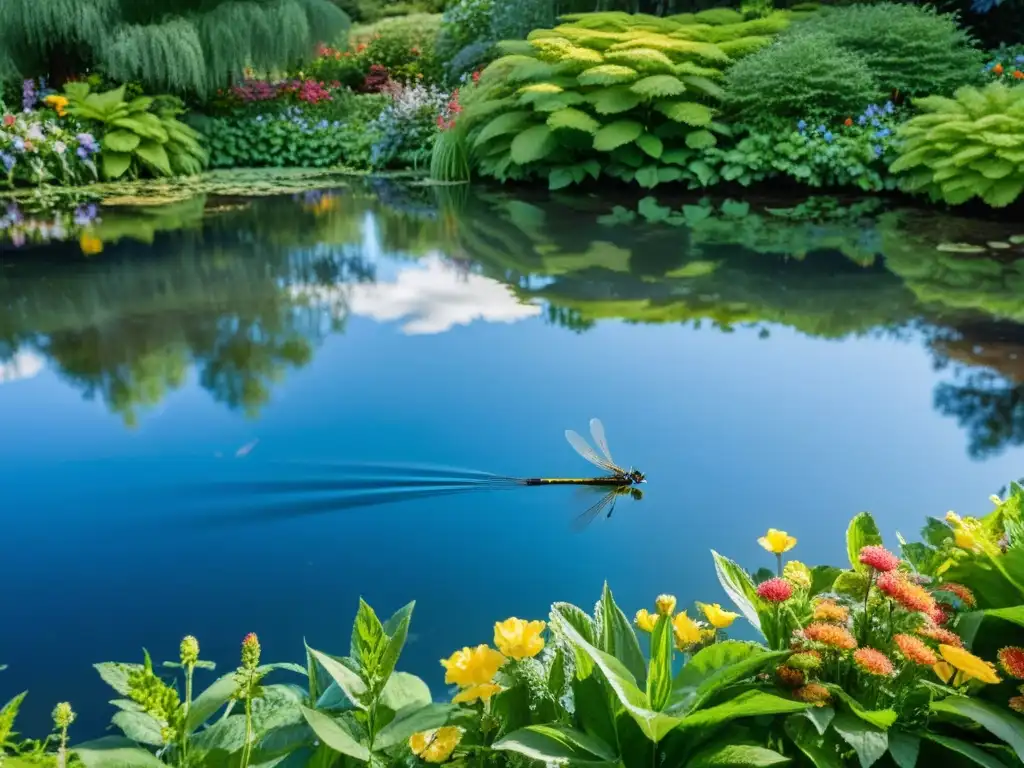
[723,32,882,122]
[348,14,445,85]
[789,3,985,99]
[0,99,101,188]
[0,0,350,98]
[461,9,793,188]
[890,82,1024,207]
[62,83,207,180]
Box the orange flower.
[937,582,975,608]
[854,648,895,677]
[1010,696,1024,713]
[877,572,936,614]
[844,117,853,126]
[918,625,963,648]
[803,622,857,650]
[1015,70,1024,80]
[812,599,849,623]
[776,665,805,688]
[994,63,1004,75]
[793,683,831,706]
[998,647,1024,679]
[894,634,937,666]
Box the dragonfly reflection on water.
[193,418,644,531]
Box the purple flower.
[73,203,98,227]
[76,146,89,160]
[76,133,98,153]
[22,79,37,112]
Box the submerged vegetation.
[4,485,1024,766]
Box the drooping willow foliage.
[0,0,350,97]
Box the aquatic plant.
[889,82,1024,208]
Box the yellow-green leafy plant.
[460,9,793,190]
[63,83,208,181]
[889,82,1024,208]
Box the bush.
[489,0,556,42]
[436,0,493,66]
[462,10,793,189]
[0,100,101,188]
[889,81,1024,208]
[351,14,445,84]
[790,2,985,98]
[723,32,882,123]
[444,40,497,83]
[369,81,452,168]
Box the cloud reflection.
[0,350,44,384]
[346,254,542,335]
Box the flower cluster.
[370,81,453,169]
[436,88,462,132]
[983,52,1024,81]
[0,201,100,248]
[634,594,737,651]
[440,616,545,705]
[0,109,99,188]
[228,78,341,107]
[796,101,900,160]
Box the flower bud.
[52,702,75,730]
[180,635,199,667]
[242,632,261,670]
[655,594,677,616]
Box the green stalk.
[181,663,194,767]
[861,571,875,646]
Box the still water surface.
[3,181,1024,735]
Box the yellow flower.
[43,94,68,117]
[758,529,797,555]
[493,618,546,660]
[634,609,658,633]
[409,726,462,763]
[933,661,956,684]
[79,233,103,255]
[698,602,739,629]
[673,611,702,649]
[783,561,812,590]
[440,645,506,688]
[939,644,1001,685]
[946,511,962,525]
[954,529,979,552]
[451,682,502,704]
[655,594,677,616]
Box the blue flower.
[858,115,867,125]
[1017,55,1024,64]
[884,101,894,114]
[76,146,88,160]
[816,124,826,134]
[797,119,807,131]
[873,145,883,157]
[874,127,891,138]
[318,119,328,129]
[871,118,881,127]
[0,152,14,172]
[865,104,877,116]
[12,137,24,152]
[823,131,833,143]
[255,115,263,122]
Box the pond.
[3,178,1024,737]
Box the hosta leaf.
[101,151,133,180]
[630,75,686,98]
[594,120,645,152]
[655,100,713,126]
[603,47,675,73]
[547,108,601,134]
[680,75,726,99]
[133,141,172,177]
[685,130,717,149]
[982,177,1024,207]
[102,129,141,153]
[578,64,640,86]
[586,86,643,115]
[474,111,535,148]
[510,124,558,165]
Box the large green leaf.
[102,129,141,153]
[84,85,127,119]
[810,566,842,596]
[73,737,166,768]
[111,711,163,747]
[351,598,386,675]
[687,740,791,768]
[551,602,596,679]
[306,646,367,709]
[888,731,920,768]
[646,614,674,711]
[654,101,713,126]
[711,551,763,635]
[636,133,664,159]
[94,663,141,697]
[190,715,246,754]
[298,706,370,761]
[921,733,1010,768]
[573,674,618,748]
[832,712,887,768]
[847,512,884,573]
[785,716,843,768]
[827,688,897,730]
[677,690,808,732]
[133,141,172,177]
[931,697,1024,761]
[631,75,686,98]
[374,703,454,750]
[474,111,535,148]
[593,121,645,153]
[668,641,788,715]
[101,151,133,180]
[111,116,168,143]
[980,606,1024,627]
[549,607,681,743]
[510,124,557,164]
[547,107,601,134]
[378,672,430,712]
[492,725,618,765]
[596,582,647,686]
[586,86,643,115]
[188,672,239,731]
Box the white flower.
[53,141,66,155]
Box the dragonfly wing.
[571,488,618,532]
[589,418,618,468]
[565,429,619,474]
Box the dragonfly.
[520,418,646,487]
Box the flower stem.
[776,553,783,578]
[181,663,194,767]
[861,571,875,646]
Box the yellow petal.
[698,602,739,629]
[494,618,546,660]
[758,529,796,554]
[673,611,702,648]
[452,682,502,704]
[939,644,1001,685]
[655,594,677,616]
[634,609,657,633]
[933,661,955,684]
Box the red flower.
[472,70,481,82]
[858,545,900,572]
[994,63,1005,75]
[854,648,895,677]
[877,571,936,614]
[917,624,963,648]
[998,647,1024,679]
[756,577,793,603]
[844,117,853,126]
[928,604,950,625]
[1015,70,1024,80]
[2,114,13,127]
[937,582,976,608]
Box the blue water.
[2,182,1024,737]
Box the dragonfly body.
[524,475,641,486]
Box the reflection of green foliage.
[92,197,207,245]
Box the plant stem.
[57,726,67,768]
[181,663,194,767]
[861,571,875,646]
[241,696,253,768]
[776,553,783,577]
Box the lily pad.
[987,241,1012,249]
[936,242,987,253]
[1010,235,1024,244]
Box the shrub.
[789,2,985,98]
[723,32,881,123]
[889,81,1024,208]
[370,81,453,168]
[436,0,493,66]
[489,0,556,42]
[0,102,101,188]
[462,10,793,189]
[351,14,445,84]
[444,40,497,83]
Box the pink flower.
[858,545,900,572]
[757,577,794,603]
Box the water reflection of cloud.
[346,254,542,335]
[0,351,44,384]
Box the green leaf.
[655,101,713,126]
[102,129,141,153]
[921,733,1010,768]
[833,571,870,600]
[298,706,370,761]
[586,86,643,115]
[190,715,246,754]
[828,687,897,730]
[133,141,172,177]
[110,116,168,143]
[549,607,681,743]
[551,602,596,679]
[711,551,763,634]
[785,716,843,768]
[646,614,674,711]
[888,731,920,768]
[73,737,166,768]
[635,166,660,188]
[375,619,410,692]
[631,75,686,98]
[188,673,239,732]
[306,646,367,709]
[378,672,431,712]
[982,606,1024,627]
[804,706,835,736]
[677,690,808,732]
[658,166,683,183]
[847,512,883,574]
[94,663,140,697]
[547,108,600,134]
[573,673,617,748]
[594,121,645,153]
[596,582,647,688]
[686,130,717,150]
[638,196,672,223]
[578,64,639,86]
[492,725,618,765]
[982,178,1024,208]
[689,159,715,186]
[549,167,576,190]
[931,697,1024,762]
[84,85,127,118]
[101,151,133,180]
[669,642,789,715]
[810,566,842,596]
[111,712,163,747]
[687,741,791,768]
[351,598,386,675]
[374,703,454,750]
[680,75,726,100]
[510,124,557,165]
[832,712,887,768]
[636,133,663,159]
